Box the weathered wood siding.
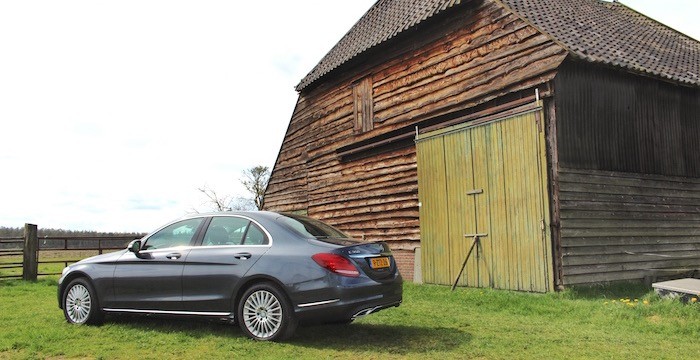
[265,0,567,246]
[552,61,700,285]
[559,168,700,285]
[555,60,700,178]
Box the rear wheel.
[237,283,297,341]
[62,278,103,325]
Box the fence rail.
[0,224,142,280]
[0,236,24,279]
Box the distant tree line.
[2,165,272,238]
[0,226,145,238]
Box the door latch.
[234,252,252,260]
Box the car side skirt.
[102,308,230,317]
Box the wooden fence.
[0,224,142,281]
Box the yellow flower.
[691,298,698,303]
[643,300,649,305]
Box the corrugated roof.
[295,0,464,91]
[297,0,700,91]
[501,0,700,86]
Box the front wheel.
[62,278,103,325]
[237,283,297,341]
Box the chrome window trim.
[138,245,194,254]
[137,243,271,255]
[188,244,271,251]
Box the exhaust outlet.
[352,306,382,319]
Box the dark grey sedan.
[57,211,402,341]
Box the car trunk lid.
[333,241,397,281]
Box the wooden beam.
[22,223,38,281]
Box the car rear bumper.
[293,277,403,323]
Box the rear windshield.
[276,213,350,239]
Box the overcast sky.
[1,0,698,232]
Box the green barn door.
[416,107,553,292]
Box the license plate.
[370,257,390,269]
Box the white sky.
[0,0,698,232]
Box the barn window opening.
[353,76,374,133]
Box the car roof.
[179,211,283,222]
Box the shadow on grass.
[107,315,468,354]
[566,282,653,300]
[107,314,238,339]
[293,323,469,354]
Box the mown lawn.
[0,250,103,279]
[0,278,698,359]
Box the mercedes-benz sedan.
[58,211,402,341]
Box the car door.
[181,215,271,312]
[109,217,206,311]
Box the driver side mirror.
[128,240,142,254]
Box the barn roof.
[294,0,464,92]
[296,0,700,91]
[503,0,700,87]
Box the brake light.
[312,253,360,277]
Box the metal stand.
[451,233,488,291]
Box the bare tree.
[196,187,256,212]
[241,166,270,210]
[194,165,269,213]
[229,197,256,211]
[197,186,233,211]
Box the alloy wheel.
[242,290,283,339]
[65,283,92,324]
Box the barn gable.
[299,0,700,92]
[265,0,700,289]
[265,0,567,230]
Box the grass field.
[0,250,107,279]
[1,278,699,359]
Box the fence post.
[22,223,38,281]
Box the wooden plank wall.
[555,61,700,178]
[264,0,567,248]
[559,168,700,285]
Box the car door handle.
[234,252,252,260]
[166,253,181,260]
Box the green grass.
[0,250,103,278]
[1,279,698,359]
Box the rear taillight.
[312,253,360,277]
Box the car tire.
[237,282,297,341]
[62,278,104,325]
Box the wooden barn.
[264,0,700,292]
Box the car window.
[203,217,248,246]
[243,223,268,245]
[276,213,349,239]
[143,218,204,250]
